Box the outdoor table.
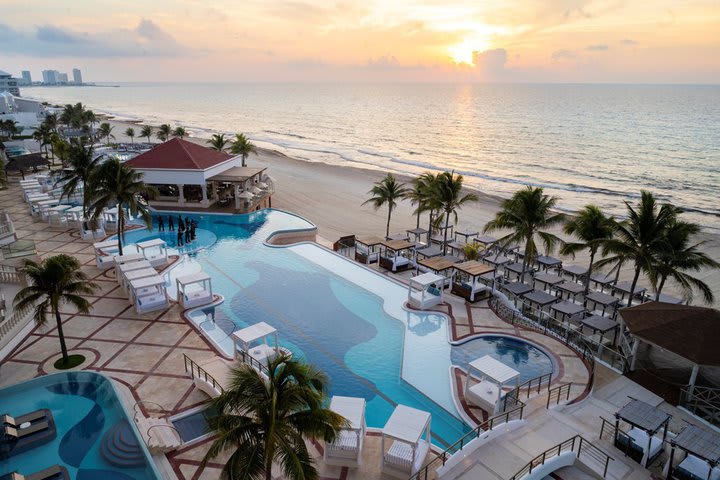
[522,290,559,310]
[613,282,647,303]
[581,315,619,345]
[590,273,617,292]
[483,254,511,267]
[416,245,443,259]
[585,291,620,315]
[474,235,497,247]
[504,262,533,280]
[533,273,564,292]
[455,229,479,242]
[406,227,428,244]
[503,282,533,297]
[556,281,585,300]
[446,240,466,256]
[536,255,562,271]
[551,301,586,322]
[562,264,588,281]
[386,233,410,241]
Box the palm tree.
[14,255,98,365]
[484,186,566,283]
[173,126,187,139]
[363,173,409,237]
[43,113,58,133]
[595,191,680,307]
[229,133,257,167]
[156,124,172,142]
[649,220,719,304]
[125,127,135,144]
[405,173,436,229]
[32,124,51,157]
[88,158,158,255]
[207,133,229,152]
[98,122,115,145]
[140,125,153,144]
[201,354,346,480]
[60,103,93,129]
[431,171,479,254]
[55,141,101,219]
[560,205,616,295]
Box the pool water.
[121,209,553,448]
[0,372,160,479]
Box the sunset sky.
[1,0,719,83]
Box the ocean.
[24,83,720,230]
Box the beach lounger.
[0,409,56,459]
[0,465,70,480]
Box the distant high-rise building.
[21,71,32,86]
[58,72,68,84]
[72,68,82,85]
[0,70,20,95]
[42,69,60,84]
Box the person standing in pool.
[190,220,197,241]
[177,224,184,247]
[168,215,174,231]
[157,215,164,232]
[185,221,192,244]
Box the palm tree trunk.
[520,238,532,284]
[416,211,420,229]
[627,266,641,307]
[655,276,667,301]
[55,309,69,363]
[584,249,596,296]
[443,212,450,255]
[242,154,247,167]
[117,204,124,256]
[386,206,392,237]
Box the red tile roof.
[125,138,233,170]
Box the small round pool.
[451,335,554,383]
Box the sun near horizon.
[0,0,719,83]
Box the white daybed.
[94,240,120,268]
[324,396,367,467]
[380,240,416,272]
[129,275,168,313]
[116,259,152,285]
[232,321,291,369]
[137,238,168,267]
[407,272,445,310]
[464,355,520,415]
[176,272,213,309]
[62,206,84,229]
[122,268,158,293]
[102,207,119,232]
[628,427,664,466]
[381,404,431,478]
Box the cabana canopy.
[331,396,365,430]
[469,355,520,385]
[620,302,720,366]
[671,425,720,464]
[615,398,671,435]
[383,405,431,445]
[454,261,494,278]
[522,290,558,308]
[232,321,277,346]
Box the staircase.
[99,420,146,468]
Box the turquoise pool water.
[0,372,160,479]
[121,209,553,448]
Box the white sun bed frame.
[407,272,444,310]
[232,321,291,370]
[130,275,168,314]
[324,396,367,467]
[464,355,520,415]
[137,238,168,267]
[176,272,213,309]
[381,404,431,478]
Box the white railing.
[0,301,35,351]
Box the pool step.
[100,420,146,468]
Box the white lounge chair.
[324,396,366,467]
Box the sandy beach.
[98,117,720,305]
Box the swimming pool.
[0,371,160,479]
[121,209,554,448]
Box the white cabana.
[381,404,431,478]
[407,272,444,310]
[62,206,84,228]
[324,396,367,467]
[46,204,72,226]
[176,272,213,308]
[379,240,416,272]
[122,267,159,293]
[464,355,520,414]
[103,207,120,231]
[130,275,168,313]
[94,240,120,268]
[116,259,153,285]
[231,321,291,368]
[137,238,168,267]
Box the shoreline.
[72,112,720,305]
